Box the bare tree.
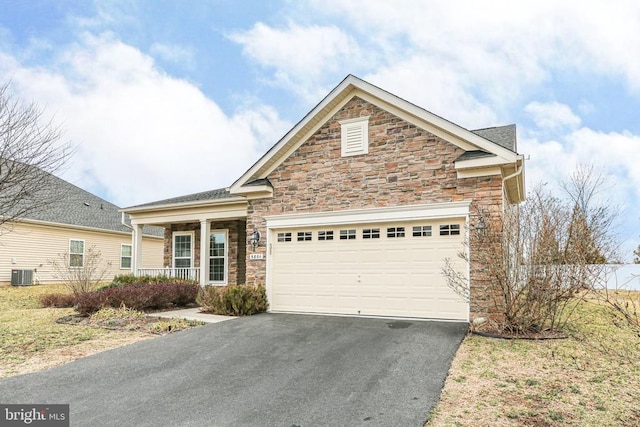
[0,82,72,233]
[560,164,619,263]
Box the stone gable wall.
[244,96,504,320]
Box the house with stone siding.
[122,75,525,322]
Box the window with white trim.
[340,229,356,240]
[440,224,461,236]
[120,244,132,269]
[412,226,432,237]
[318,231,334,241]
[340,116,369,157]
[387,227,405,238]
[297,231,312,241]
[277,232,292,242]
[362,228,380,239]
[69,239,85,268]
[173,233,193,268]
[209,230,227,283]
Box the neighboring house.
[0,170,164,285]
[123,75,525,322]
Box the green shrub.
[39,293,76,308]
[197,284,268,316]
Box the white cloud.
[230,1,640,130]
[228,22,362,102]
[524,101,581,130]
[149,43,195,68]
[0,33,291,207]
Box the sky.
[0,1,639,260]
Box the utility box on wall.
[11,269,33,286]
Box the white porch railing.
[137,268,200,282]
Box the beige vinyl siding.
[0,221,163,285]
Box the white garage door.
[269,220,469,320]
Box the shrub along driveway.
[0,313,467,426]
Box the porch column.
[132,224,143,275]
[199,219,209,286]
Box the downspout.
[502,158,524,202]
[121,212,133,230]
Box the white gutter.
[502,158,524,202]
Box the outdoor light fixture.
[249,229,261,250]
[474,216,487,231]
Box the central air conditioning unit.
[11,269,34,286]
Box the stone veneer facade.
[243,97,505,320]
[164,220,246,285]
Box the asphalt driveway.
[0,314,467,426]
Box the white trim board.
[265,201,471,228]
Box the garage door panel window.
[318,231,334,241]
[362,228,380,239]
[387,227,405,238]
[277,232,292,242]
[297,231,312,241]
[340,229,356,240]
[413,226,432,237]
[440,224,461,236]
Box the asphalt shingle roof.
[10,168,163,236]
[125,188,234,209]
[454,150,495,162]
[471,124,517,151]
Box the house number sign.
[249,254,264,260]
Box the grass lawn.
[428,296,640,426]
[0,284,200,378]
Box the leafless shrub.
[49,245,112,296]
[444,165,617,334]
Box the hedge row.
[75,281,199,315]
[40,280,199,315]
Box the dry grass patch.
[428,297,640,426]
[0,284,202,378]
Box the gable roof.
[230,74,522,193]
[6,167,162,236]
[123,74,525,212]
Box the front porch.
[123,192,250,287]
[131,219,247,287]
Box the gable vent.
[340,116,369,157]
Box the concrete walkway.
[148,307,237,324]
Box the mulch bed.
[56,314,181,334]
[471,329,568,340]
[471,321,569,340]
